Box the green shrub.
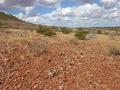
[61,27,72,34]
[42,30,56,36]
[37,26,56,37]
[109,48,120,56]
[75,31,89,40]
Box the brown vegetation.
[0,12,39,30]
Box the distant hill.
[0,12,39,30]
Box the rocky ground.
[0,29,120,90]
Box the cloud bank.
[0,0,61,8]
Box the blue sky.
[0,0,120,27]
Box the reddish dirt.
[0,29,120,90]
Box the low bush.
[97,30,102,34]
[109,48,120,56]
[37,26,56,37]
[60,27,72,34]
[75,30,89,40]
[0,22,3,25]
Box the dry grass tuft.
[75,30,89,40]
[109,48,120,56]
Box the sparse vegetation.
[109,48,120,56]
[69,38,79,45]
[97,30,102,34]
[0,29,11,34]
[37,26,56,36]
[60,27,72,34]
[109,33,116,40]
[75,30,89,40]
[0,12,39,30]
[27,40,47,57]
[0,22,3,25]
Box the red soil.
[0,30,120,90]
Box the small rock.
[80,53,85,58]
[33,84,38,89]
[26,70,30,73]
[59,82,64,90]
[4,58,10,61]
[21,77,24,80]
[60,52,65,56]
[108,57,113,60]
[48,69,58,77]
[48,59,52,63]
[17,84,21,88]
[98,80,102,84]
[59,85,64,90]
[14,87,17,90]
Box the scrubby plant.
[37,26,56,37]
[27,40,48,57]
[77,28,85,30]
[0,22,3,25]
[60,27,72,34]
[75,30,89,40]
[97,30,102,34]
[109,48,120,56]
[43,30,56,36]
[103,32,109,35]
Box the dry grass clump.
[109,48,120,56]
[60,27,72,34]
[27,40,48,57]
[75,30,89,40]
[0,29,11,34]
[109,32,120,40]
[69,38,79,45]
[97,30,102,34]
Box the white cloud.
[2,0,119,27]
[18,1,120,27]
[101,0,119,9]
[0,0,4,4]
[15,4,101,27]
[24,7,35,15]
